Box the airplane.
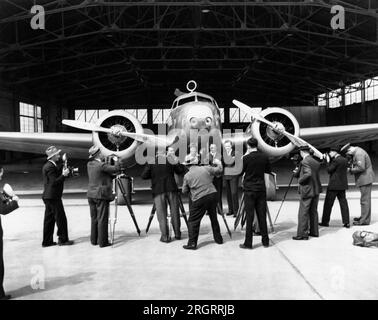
[1,80,378,200]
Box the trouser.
[213,176,223,211]
[0,219,4,297]
[225,176,239,215]
[42,199,69,245]
[187,192,223,245]
[88,198,110,247]
[321,190,350,225]
[297,195,319,237]
[360,184,372,225]
[244,191,269,247]
[154,192,181,241]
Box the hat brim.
[47,149,61,159]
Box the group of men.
[0,139,375,299]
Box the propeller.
[232,100,323,159]
[62,120,174,147]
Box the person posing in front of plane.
[341,143,375,226]
[42,146,74,247]
[141,148,185,243]
[87,146,121,248]
[0,166,19,300]
[208,143,223,212]
[181,155,223,250]
[223,140,241,217]
[292,145,322,240]
[239,138,271,249]
[319,147,350,228]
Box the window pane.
[86,110,98,123]
[137,109,148,124]
[38,119,43,132]
[36,106,42,118]
[318,93,327,106]
[75,110,85,121]
[229,107,240,122]
[163,109,171,123]
[153,109,163,124]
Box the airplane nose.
[187,104,213,129]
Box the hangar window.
[317,93,327,106]
[125,109,147,124]
[229,107,240,123]
[365,77,378,102]
[74,109,109,123]
[19,102,43,133]
[328,89,342,108]
[345,82,362,106]
[152,109,171,124]
[219,108,225,123]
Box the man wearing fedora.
[181,155,223,250]
[87,146,121,247]
[42,146,73,247]
[319,147,350,228]
[293,145,322,240]
[340,143,375,225]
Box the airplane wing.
[0,132,92,158]
[300,123,378,149]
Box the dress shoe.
[239,244,252,249]
[42,242,57,248]
[183,243,197,250]
[292,236,309,240]
[58,240,74,246]
[91,242,98,246]
[353,217,361,222]
[319,223,329,227]
[0,294,11,300]
[262,240,270,248]
[174,235,181,240]
[99,242,111,248]
[353,221,369,226]
[215,238,223,245]
[343,223,350,228]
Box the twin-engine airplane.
[1,80,378,199]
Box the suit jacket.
[241,151,271,192]
[327,155,348,191]
[209,152,223,178]
[350,147,375,187]
[141,155,185,197]
[87,159,120,200]
[294,155,322,199]
[42,161,65,200]
[223,150,243,178]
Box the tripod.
[216,203,232,238]
[234,193,275,233]
[273,173,295,225]
[145,192,189,234]
[109,173,141,245]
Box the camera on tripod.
[62,153,79,178]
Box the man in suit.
[87,146,121,248]
[341,143,375,225]
[141,149,185,242]
[293,145,322,240]
[42,146,73,247]
[319,147,350,228]
[181,156,223,249]
[239,138,271,249]
[0,166,19,300]
[208,143,223,211]
[223,140,241,217]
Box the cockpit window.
[197,96,213,103]
[177,96,195,106]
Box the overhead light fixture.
[201,9,210,13]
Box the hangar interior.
[1,0,378,300]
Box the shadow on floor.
[8,272,96,299]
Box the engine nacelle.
[92,110,143,167]
[251,107,300,161]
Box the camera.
[62,153,79,178]
[290,152,302,166]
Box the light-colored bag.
[352,231,378,248]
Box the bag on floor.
[352,231,378,248]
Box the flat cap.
[88,145,100,158]
[340,143,351,154]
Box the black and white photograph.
[1,0,378,306]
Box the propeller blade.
[62,120,112,134]
[232,99,323,159]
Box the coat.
[241,151,271,192]
[87,159,120,201]
[350,147,375,187]
[141,155,185,197]
[42,161,65,200]
[326,155,348,191]
[294,155,322,199]
[223,150,243,178]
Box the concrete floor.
[2,189,378,300]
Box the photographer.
[141,148,185,243]
[292,146,322,240]
[87,146,121,248]
[341,143,375,225]
[42,146,73,247]
[319,147,350,228]
[0,166,19,300]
